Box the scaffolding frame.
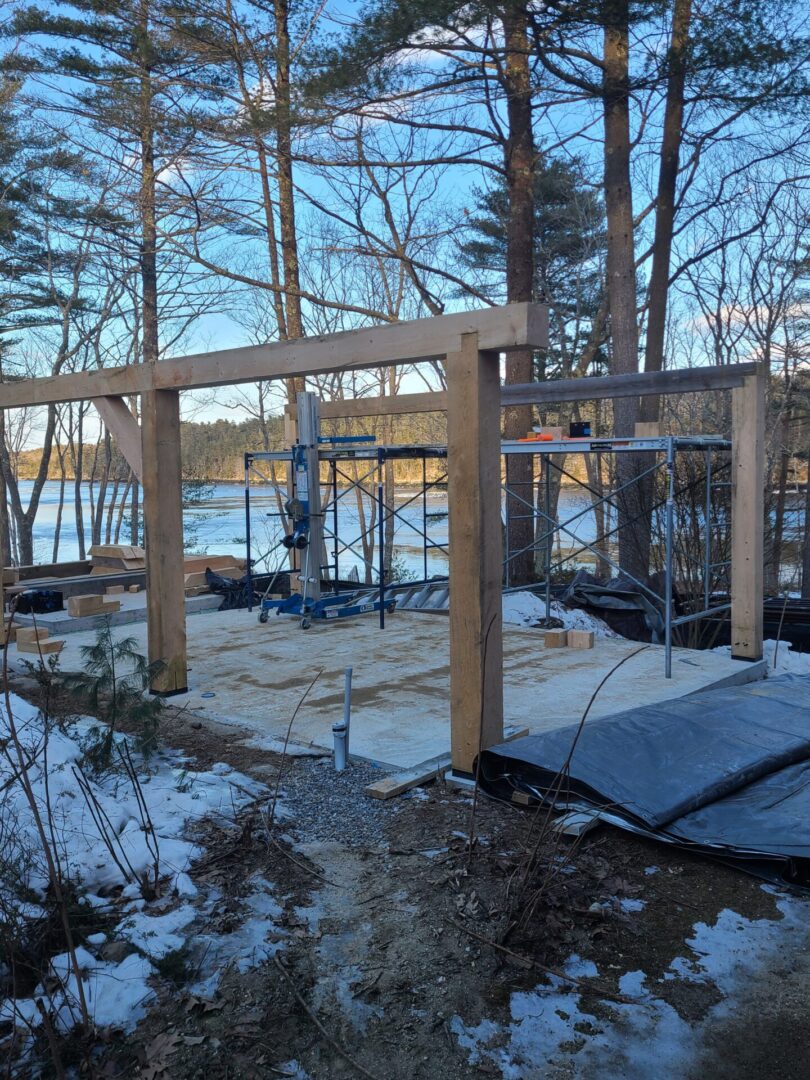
[243,445,449,628]
[246,434,733,678]
[501,435,733,677]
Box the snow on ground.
[712,638,810,676]
[450,893,809,1079]
[0,691,283,1043]
[503,591,619,637]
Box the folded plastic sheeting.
[477,674,810,886]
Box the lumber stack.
[89,544,146,573]
[183,554,245,595]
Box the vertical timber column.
[447,332,504,774]
[730,371,765,661]
[141,389,188,694]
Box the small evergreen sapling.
[61,620,165,764]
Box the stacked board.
[183,554,245,595]
[89,544,146,573]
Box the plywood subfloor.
[23,608,766,770]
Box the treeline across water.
[11,411,452,484]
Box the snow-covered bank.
[503,591,619,637]
[0,692,273,1047]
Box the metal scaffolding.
[243,445,448,626]
[501,435,733,677]
[245,434,733,676]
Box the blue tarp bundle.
[477,674,810,885]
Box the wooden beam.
[320,390,449,420]
[141,389,187,694]
[730,371,765,661]
[93,396,143,481]
[0,303,546,409]
[316,363,759,421]
[447,332,504,774]
[501,363,759,407]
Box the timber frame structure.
[0,303,766,774]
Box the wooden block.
[184,585,209,597]
[2,620,23,643]
[366,757,450,800]
[634,421,662,438]
[89,544,145,560]
[91,555,146,570]
[183,566,241,590]
[18,638,64,655]
[128,584,140,593]
[67,594,105,617]
[101,600,121,614]
[544,628,568,648]
[105,585,125,595]
[511,790,538,807]
[567,629,594,649]
[15,627,50,644]
[183,554,245,574]
[2,568,19,585]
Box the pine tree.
[460,159,607,379]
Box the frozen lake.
[11,480,607,581]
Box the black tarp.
[561,570,665,642]
[477,674,810,885]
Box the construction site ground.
[9,679,809,1080]
[14,607,767,771]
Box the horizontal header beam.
[319,363,762,419]
[502,363,761,407]
[320,390,449,419]
[0,303,547,409]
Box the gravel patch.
[279,757,404,846]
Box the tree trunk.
[275,0,305,405]
[603,1,647,582]
[0,413,11,567]
[139,4,159,370]
[640,0,692,421]
[52,449,67,563]
[502,2,536,585]
[73,404,86,560]
[802,451,810,599]
[766,420,790,596]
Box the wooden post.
[447,332,504,774]
[730,371,765,661]
[141,389,188,693]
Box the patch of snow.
[119,904,198,960]
[619,898,646,914]
[563,954,599,979]
[186,877,287,998]
[503,592,619,637]
[451,896,809,1078]
[712,638,810,676]
[0,947,157,1035]
[1,692,271,1040]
